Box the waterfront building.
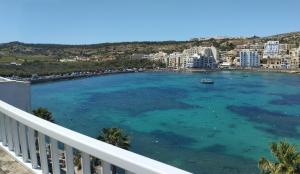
[219,62,232,69]
[181,46,218,69]
[146,46,219,69]
[183,54,217,69]
[262,58,282,69]
[290,46,300,69]
[239,49,260,67]
[149,51,168,61]
[221,50,237,66]
[210,46,219,63]
[182,46,199,57]
[279,43,290,54]
[262,41,294,69]
[168,52,182,69]
[184,54,200,68]
[199,46,218,67]
[280,56,291,69]
[236,43,264,63]
[233,56,240,66]
[263,41,280,59]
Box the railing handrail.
[0,100,192,174]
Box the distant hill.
[263,31,300,45]
[0,41,195,63]
[265,31,300,38]
[0,31,299,64]
[0,31,299,77]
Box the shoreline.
[150,68,300,74]
[7,69,142,84]
[6,67,300,84]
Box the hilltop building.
[131,53,151,59]
[239,49,260,67]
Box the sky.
[0,0,300,44]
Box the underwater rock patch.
[85,87,196,116]
[227,105,300,138]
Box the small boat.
[201,78,214,84]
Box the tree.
[97,128,130,150]
[258,141,300,174]
[97,128,130,174]
[32,107,55,123]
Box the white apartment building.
[149,51,168,61]
[263,41,280,59]
[182,47,199,57]
[184,54,200,68]
[182,46,218,69]
[210,46,219,63]
[250,43,265,50]
[147,46,218,69]
[236,43,264,51]
[262,41,294,69]
[240,49,260,67]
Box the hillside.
[0,31,299,64]
[0,31,299,77]
[264,31,300,45]
[0,41,194,64]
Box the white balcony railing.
[0,100,192,174]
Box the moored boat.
[201,78,214,84]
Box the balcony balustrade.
[0,100,192,174]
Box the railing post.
[81,152,91,174]
[0,113,7,145]
[125,170,135,174]
[65,145,74,174]
[38,133,49,174]
[50,138,60,174]
[19,123,29,162]
[28,128,38,168]
[12,119,21,156]
[5,116,14,151]
[102,161,111,174]
[0,114,2,142]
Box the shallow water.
[31,71,300,174]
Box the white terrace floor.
[0,148,33,174]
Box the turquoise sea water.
[31,71,300,174]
